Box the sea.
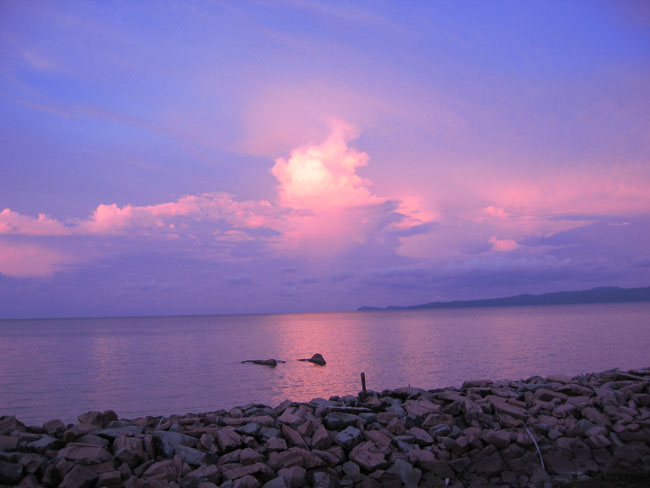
[1,302,649,425]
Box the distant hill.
[358,286,650,311]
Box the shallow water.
[1,302,649,424]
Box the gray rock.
[153,430,198,456]
[237,423,260,436]
[175,444,209,466]
[242,359,281,367]
[334,426,362,450]
[324,412,359,430]
[299,353,326,366]
[59,464,98,488]
[262,477,290,488]
[278,465,306,487]
[387,459,421,488]
[25,435,60,453]
[0,460,23,484]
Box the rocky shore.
[1,367,649,488]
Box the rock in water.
[242,359,279,367]
[298,353,326,366]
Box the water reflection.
[1,303,649,424]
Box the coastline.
[1,367,649,487]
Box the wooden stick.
[360,372,367,401]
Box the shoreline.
[0,367,648,487]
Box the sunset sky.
[1,1,649,318]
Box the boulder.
[58,443,113,463]
[77,410,118,428]
[43,418,66,435]
[334,426,362,450]
[59,464,98,488]
[349,441,387,471]
[216,427,243,452]
[0,460,23,485]
[298,354,326,366]
[324,412,359,430]
[278,465,307,487]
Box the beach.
[1,366,649,487]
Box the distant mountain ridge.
[358,286,650,311]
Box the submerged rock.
[242,359,284,367]
[298,353,326,366]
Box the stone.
[407,449,435,471]
[60,464,98,488]
[240,448,265,465]
[364,429,392,449]
[262,477,290,488]
[582,407,611,426]
[0,434,19,451]
[115,448,143,469]
[96,470,122,487]
[77,433,109,447]
[0,460,23,484]
[302,353,326,366]
[335,426,362,450]
[232,475,259,488]
[25,434,61,452]
[324,412,359,430]
[222,462,274,481]
[350,441,387,471]
[77,410,118,428]
[114,434,145,458]
[473,451,505,477]
[217,427,243,452]
[268,449,305,470]
[545,450,575,475]
[311,424,332,450]
[277,409,303,426]
[407,427,433,445]
[237,423,260,436]
[484,430,510,449]
[0,416,24,435]
[143,459,176,480]
[153,430,198,457]
[188,464,220,483]
[387,459,421,487]
[43,418,66,434]
[487,396,527,420]
[96,425,143,438]
[19,474,44,488]
[175,444,209,466]
[311,471,337,488]
[18,453,46,476]
[59,443,114,463]
[267,437,287,450]
[278,465,306,487]
[282,424,307,449]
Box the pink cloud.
[271,119,381,210]
[489,236,518,252]
[0,209,70,236]
[0,241,70,278]
[1,121,432,269]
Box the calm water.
[1,303,649,425]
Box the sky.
[0,0,649,318]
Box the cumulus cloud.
[271,119,380,210]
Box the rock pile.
[1,367,649,487]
